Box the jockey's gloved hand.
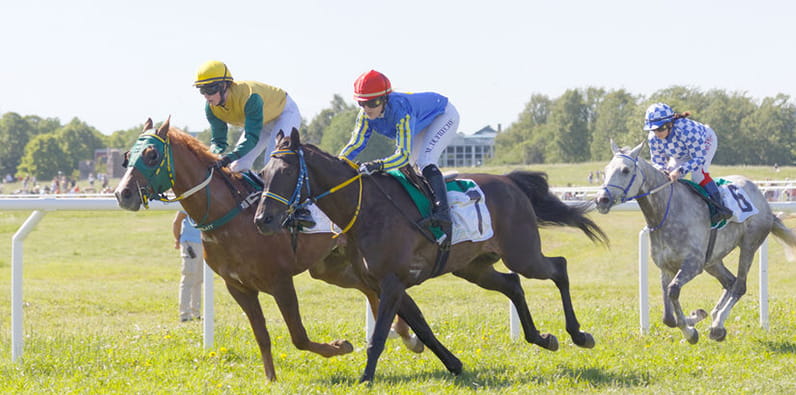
[358,161,383,175]
[213,156,232,170]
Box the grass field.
[0,164,795,393]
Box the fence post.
[639,228,650,335]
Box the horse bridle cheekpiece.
[126,131,176,207]
[602,153,645,204]
[602,151,675,231]
[265,147,363,238]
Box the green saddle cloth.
[679,178,731,228]
[386,169,477,239]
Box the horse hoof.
[402,334,425,354]
[687,309,709,326]
[332,339,354,354]
[685,328,699,345]
[539,333,559,351]
[709,327,727,342]
[574,332,595,349]
[446,356,463,375]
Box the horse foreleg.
[364,292,423,353]
[360,273,404,383]
[667,262,702,344]
[271,277,354,358]
[225,283,277,382]
[396,292,462,375]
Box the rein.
[128,131,248,231]
[601,153,675,231]
[264,148,363,238]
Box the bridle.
[601,152,674,231]
[263,147,363,238]
[125,131,247,231]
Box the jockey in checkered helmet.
[644,102,733,223]
[644,103,675,131]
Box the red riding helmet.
[353,70,392,102]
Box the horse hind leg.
[545,256,595,348]
[453,263,559,351]
[498,250,594,349]
[363,292,424,353]
[707,248,754,342]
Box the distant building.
[94,148,126,178]
[439,125,498,168]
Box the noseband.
[601,153,674,231]
[264,148,363,237]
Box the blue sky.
[1,0,793,135]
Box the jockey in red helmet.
[340,70,460,247]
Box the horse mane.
[166,126,244,182]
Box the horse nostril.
[119,188,131,199]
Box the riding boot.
[702,180,733,223]
[422,164,452,249]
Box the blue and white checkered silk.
[648,117,709,175]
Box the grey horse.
[594,141,796,343]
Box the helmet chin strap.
[218,82,229,106]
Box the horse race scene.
[2,2,796,394]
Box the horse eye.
[143,146,161,166]
[621,167,630,175]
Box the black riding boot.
[422,164,452,248]
[703,180,733,223]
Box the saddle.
[679,179,728,227]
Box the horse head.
[254,128,307,235]
[594,140,646,214]
[114,117,175,211]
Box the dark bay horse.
[254,129,608,382]
[595,141,796,343]
[113,118,418,382]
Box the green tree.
[547,89,590,163]
[56,118,107,171]
[0,112,34,176]
[17,134,68,180]
[590,89,638,160]
[493,94,551,164]
[304,95,356,145]
[741,94,795,165]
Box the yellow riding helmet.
[193,60,234,86]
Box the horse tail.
[507,170,609,246]
[771,214,796,262]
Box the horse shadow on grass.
[318,362,651,390]
[758,339,796,354]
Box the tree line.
[1,85,793,181]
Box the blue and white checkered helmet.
[643,103,675,130]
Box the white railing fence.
[4,192,796,361]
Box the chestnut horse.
[254,129,608,382]
[113,118,417,382]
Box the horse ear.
[289,128,301,148]
[610,139,619,154]
[156,116,171,138]
[630,141,644,158]
[144,118,153,131]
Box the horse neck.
[636,157,676,225]
[304,150,361,227]
[169,141,234,220]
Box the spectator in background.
[173,211,203,322]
